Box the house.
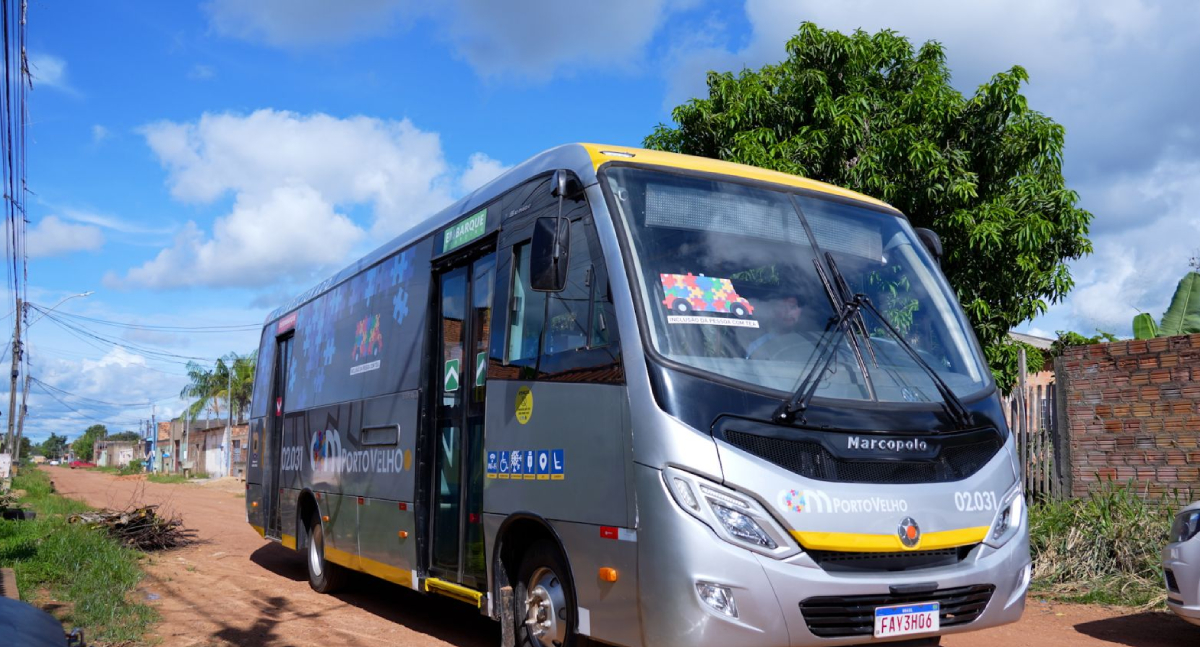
[93,440,142,469]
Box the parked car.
[1165,501,1200,626]
[67,460,95,469]
[47,460,60,466]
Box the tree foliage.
[106,431,142,442]
[71,424,108,461]
[38,433,68,460]
[181,352,256,423]
[645,23,1093,390]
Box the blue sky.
[17,0,1200,443]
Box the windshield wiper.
[855,297,973,429]
[774,286,865,424]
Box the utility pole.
[224,357,232,478]
[4,298,21,455]
[151,404,157,472]
[12,373,29,464]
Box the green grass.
[146,473,189,484]
[1029,482,1184,607]
[0,468,157,643]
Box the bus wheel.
[515,540,576,647]
[306,512,347,594]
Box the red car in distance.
[68,460,96,469]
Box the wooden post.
[500,585,515,647]
[1017,347,1028,493]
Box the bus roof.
[264,143,896,324]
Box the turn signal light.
[599,567,618,583]
[322,515,330,522]
[251,501,258,508]
[398,531,409,539]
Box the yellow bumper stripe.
[281,533,297,550]
[791,526,989,553]
[250,524,265,537]
[324,546,414,589]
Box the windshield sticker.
[780,489,908,514]
[660,273,759,328]
[954,491,998,512]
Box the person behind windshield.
[745,295,807,359]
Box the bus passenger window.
[507,243,546,363]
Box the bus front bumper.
[635,465,1030,647]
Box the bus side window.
[507,242,547,363]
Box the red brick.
[1160,352,1180,368]
[1141,386,1162,400]
[1128,340,1149,354]
[1131,373,1151,386]
[1132,403,1154,417]
[1148,338,1170,352]
[1150,369,1172,383]
[1138,356,1159,369]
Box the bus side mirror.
[530,216,570,292]
[915,227,943,265]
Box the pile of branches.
[68,505,196,550]
[0,489,16,510]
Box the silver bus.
[246,143,1030,646]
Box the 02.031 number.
[954,491,997,512]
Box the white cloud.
[28,53,73,92]
[116,109,495,289]
[27,215,104,258]
[91,124,109,144]
[189,64,216,80]
[203,0,408,47]
[437,0,676,78]
[203,0,681,79]
[459,153,510,194]
[113,186,364,289]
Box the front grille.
[724,431,1001,484]
[808,545,975,572]
[800,584,994,638]
[1166,569,1180,593]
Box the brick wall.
[1057,333,1200,498]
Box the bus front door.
[429,251,496,589]
[265,334,291,540]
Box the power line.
[29,380,143,429]
[27,305,261,333]
[29,377,177,408]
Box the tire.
[306,512,348,594]
[514,540,577,647]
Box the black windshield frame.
[597,162,996,413]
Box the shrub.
[1029,482,1184,607]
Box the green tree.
[38,433,68,460]
[18,436,30,459]
[646,23,1093,392]
[182,351,256,423]
[71,424,108,461]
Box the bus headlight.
[664,467,799,559]
[984,485,1026,549]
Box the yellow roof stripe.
[791,526,989,553]
[581,143,894,210]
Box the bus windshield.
[603,166,989,404]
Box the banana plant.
[1133,271,1200,339]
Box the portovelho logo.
[779,489,909,514]
[846,436,929,453]
[310,423,344,474]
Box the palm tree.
[181,361,220,422]
[181,352,257,424]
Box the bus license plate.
[874,602,939,638]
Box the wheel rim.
[309,525,324,577]
[524,566,567,647]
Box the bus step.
[424,577,484,607]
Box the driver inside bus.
[744,295,807,359]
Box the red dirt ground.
[42,466,1197,647]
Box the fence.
[1001,347,1065,500]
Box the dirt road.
[43,466,1196,647]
